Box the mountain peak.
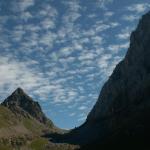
[2,88,53,126]
[12,87,31,100]
[13,87,25,94]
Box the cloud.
[69,113,76,117]
[97,54,112,69]
[40,18,56,29]
[57,0,81,40]
[91,36,103,45]
[104,11,114,17]
[20,11,33,21]
[11,0,35,12]
[108,42,129,53]
[96,0,113,9]
[0,0,145,128]
[39,5,58,30]
[122,14,139,22]
[117,32,130,40]
[39,31,57,48]
[0,55,45,100]
[127,3,150,13]
[116,27,133,40]
[78,52,97,61]
[77,115,87,122]
[78,106,88,110]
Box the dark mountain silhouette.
[47,11,150,150]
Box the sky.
[0,0,149,129]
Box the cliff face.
[87,11,150,122]
[2,88,54,126]
[67,11,150,147]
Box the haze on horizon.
[0,0,149,129]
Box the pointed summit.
[2,88,33,107]
[13,87,25,95]
[2,88,53,127]
[12,87,33,101]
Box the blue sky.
[0,0,149,129]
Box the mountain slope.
[0,88,68,150]
[0,112,77,150]
[58,11,150,149]
[82,11,150,148]
[0,105,51,149]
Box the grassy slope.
[0,106,79,150]
[0,105,46,137]
[0,106,49,149]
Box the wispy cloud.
[0,55,44,99]
[122,14,139,22]
[127,3,150,13]
[96,0,113,9]
[116,27,133,40]
[108,42,129,53]
[11,0,35,12]
[78,106,88,110]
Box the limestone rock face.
[2,88,53,126]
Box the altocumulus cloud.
[0,0,150,129]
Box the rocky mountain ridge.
[2,87,53,127]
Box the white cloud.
[57,0,81,40]
[116,27,133,40]
[0,55,46,100]
[20,11,33,21]
[60,47,74,57]
[39,31,57,48]
[127,3,150,13]
[88,14,97,18]
[91,36,103,45]
[98,54,112,69]
[117,32,130,40]
[78,51,97,61]
[97,54,123,79]
[78,106,87,110]
[122,14,139,22]
[96,0,113,9]
[104,11,114,17]
[40,18,56,29]
[69,112,76,117]
[108,42,129,53]
[12,0,35,12]
[77,116,86,122]
[94,21,119,33]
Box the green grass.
[23,118,45,135]
[29,137,49,150]
[0,143,12,150]
[0,106,18,128]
